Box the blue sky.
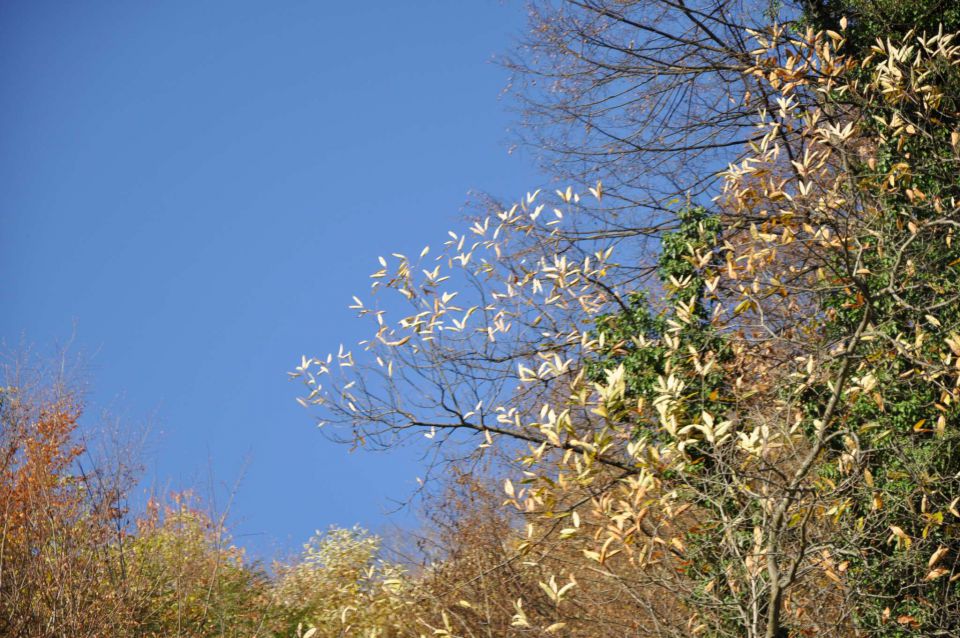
[1,1,546,558]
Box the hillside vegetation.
[5,1,960,636]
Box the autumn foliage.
[6,2,960,638]
[293,6,960,638]
[0,374,136,637]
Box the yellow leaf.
[928,546,949,568]
[897,615,918,628]
[888,525,912,549]
[733,299,754,315]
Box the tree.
[295,15,960,637]
[508,1,772,207]
[272,526,412,638]
[0,356,137,637]
[0,353,277,638]
[127,492,272,638]
[405,469,695,637]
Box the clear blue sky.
[1,1,545,558]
